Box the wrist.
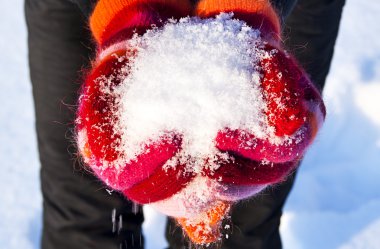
[90,0,192,47]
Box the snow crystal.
[106,14,278,172]
[112,208,117,233]
[3,0,380,248]
[151,176,219,219]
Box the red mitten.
[76,0,326,245]
[76,0,194,202]
[196,0,326,185]
[170,0,326,244]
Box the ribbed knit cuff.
[90,0,192,46]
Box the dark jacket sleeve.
[271,0,298,21]
[68,0,98,17]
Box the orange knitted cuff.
[195,0,281,37]
[177,201,231,244]
[90,0,192,44]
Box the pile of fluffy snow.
[105,14,277,172]
[3,1,380,249]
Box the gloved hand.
[76,0,326,245]
[76,0,194,203]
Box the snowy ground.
[1,1,379,249]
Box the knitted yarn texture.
[76,0,326,244]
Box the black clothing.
[68,0,97,17]
[284,0,346,91]
[25,1,144,249]
[25,0,345,248]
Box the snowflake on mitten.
[76,0,325,244]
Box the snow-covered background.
[1,0,379,249]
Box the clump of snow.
[151,176,219,218]
[107,14,279,172]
